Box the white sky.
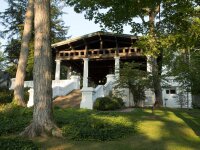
[0,1,132,49]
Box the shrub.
[0,137,38,150]
[55,109,136,141]
[112,97,124,107]
[93,97,124,111]
[0,88,13,104]
[24,87,30,104]
[0,87,30,104]
[0,104,32,135]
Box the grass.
[0,104,200,150]
[36,108,200,150]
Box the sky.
[0,1,132,50]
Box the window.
[170,89,176,94]
[166,90,169,94]
[166,89,176,94]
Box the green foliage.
[114,62,150,106]
[0,88,13,104]
[0,88,29,104]
[0,104,32,135]
[0,0,27,38]
[0,137,38,150]
[1,0,69,79]
[0,104,135,141]
[0,50,6,71]
[24,87,30,103]
[66,0,162,34]
[176,91,187,108]
[55,108,136,141]
[93,96,124,111]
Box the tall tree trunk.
[21,0,61,138]
[13,0,34,106]
[149,9,163,107]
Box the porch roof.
[52,31,138,51]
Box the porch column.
[114,56,120,79]
[55,59,61,80]
[83,58,89,88]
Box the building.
[10,31,192,108]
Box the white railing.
[9,79,34,90]
[24,76,80,107]
[52,80,74,98]
[93,85,104,101]
[104,81,113,96]
[80,74,116,109]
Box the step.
[53,89,81,108]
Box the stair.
[53,89,81,108]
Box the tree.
[0,0,69,105]
[160,1,200,108]
[0,0,27,38]
[114,62,150,107]
[21,0,61,137]
[0,51,6,71]
[13,0,34,106]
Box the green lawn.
[0,104,200,150]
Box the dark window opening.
[119,49,123,53]
[166,89,176,94]
[99,50,103,54]
[125,49,129,53]
[111,50,115,53]
[88,51,92,55]
[170,89,176,94]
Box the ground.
[33,108,200,150]
[0,105,200,150]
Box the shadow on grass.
[172,109,200,137]
[1,105,200,150]
[54,107,138,141]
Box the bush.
[55,109,136,141]
[0,87,30,104]
[24,87,30,104]
[0,88,13,104]
[0,104,32,135]
[0,137,38,150]
[112,97,124,106]
[93,97,124,111]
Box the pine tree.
[13,0,34,106]
[21,0,62,137]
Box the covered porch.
[52,31,146,109]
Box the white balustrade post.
[80,87,94,109]
[106,74,115,83]
[9,78,16,90]
[55,59,61,80]
[114,56,120,79]
[83,58,89,88]
[27,88,34,107]
[70,75,80,89]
